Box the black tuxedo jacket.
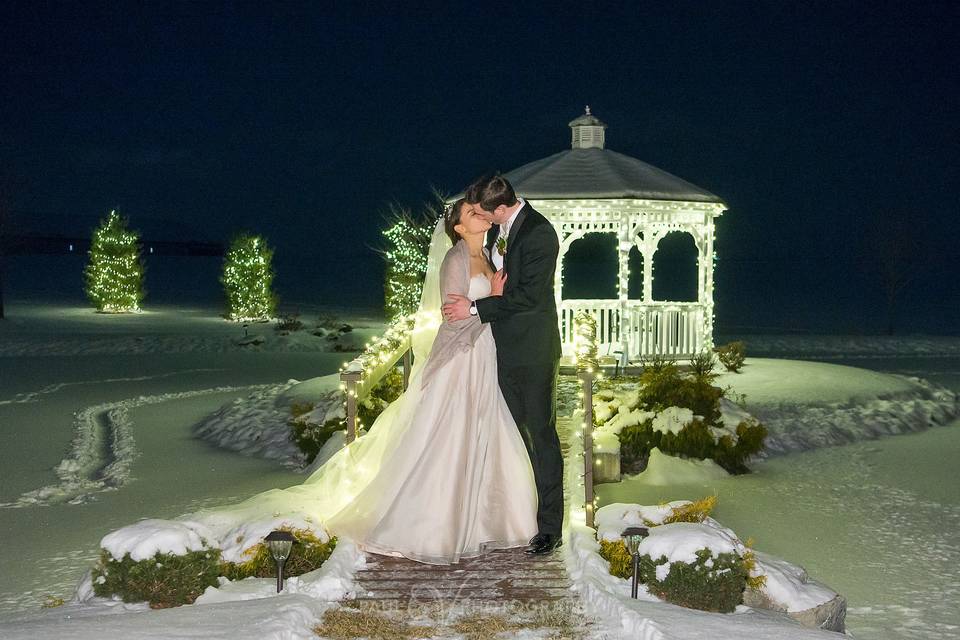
[475,202,562,367]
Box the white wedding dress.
[184,224,537,566]
[320,273,538,563]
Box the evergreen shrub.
[714,341,746,372]
[92,548,221,608]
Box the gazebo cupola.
[497,107,728,362]
[569,106,607,149]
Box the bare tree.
[856,210,935,335]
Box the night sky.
[1,2,957,333]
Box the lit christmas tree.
[84,210,144,313]
[380,194,443,321]
[221,233,277,321]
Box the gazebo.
[492,107,728,362]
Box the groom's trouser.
[498,359,563,536]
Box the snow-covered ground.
[2,303,958,639]
[599,355,960,640]
[0,302,384,617]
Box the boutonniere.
[496,235,508,256]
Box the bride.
[317,197,539,563]
[186,198,538,566]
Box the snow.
[651,406,695,435]
[1,384,277,509]
[716,358,959,456]
[717,334,960,359]
[0,302,376,616]
[0,303,382,357]
[754,551,839,613]
[0,593,333,640]
[624,447,730,487]
[100,519,217,562]
[194,538,364,604]
[636,521,745,567]
[2,304,958,639]
[193,375,344,466]
[561,411,841,639]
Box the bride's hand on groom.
[491,270,507,296]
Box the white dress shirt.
[492,197,525,271]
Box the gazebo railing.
[339,334,413,443]
[559,300,705,360]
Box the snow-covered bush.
[221,527,336,581]
[92,548,222,608]
[596,498,760,613]
[595,360,766,474]
[639,546,748,613]
[91,522,337,609]
[714,340,746,372]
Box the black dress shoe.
[525,533,562,555]
[527,533,548,549]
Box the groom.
[442,174,564,556]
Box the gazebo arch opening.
[652,230,699,303]
[628,246,644,300]
[561,232,618,300]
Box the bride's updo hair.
[444,197,468,245]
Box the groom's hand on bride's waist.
[442,294,473,322]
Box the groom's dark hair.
[465,173,517,212]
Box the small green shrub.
[358,369,405,432]
[275,313,304,332]
[662,495,717,524]
[714,341,746,372]
[639,548,748,613]
[92,548,222,608]
[222,528,336,581]
[688,350,719,383]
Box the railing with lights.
[573,310,601,529]
[339,314,416,443]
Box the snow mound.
[717,358,960,456]
[596,500,693,541]
[628,447,730,486]
[193,375,342,466]
[100,519,217,562]
[195,538,364,604]
[752,551,838,613]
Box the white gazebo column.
[617,214,631,362]
[701,218,717,351]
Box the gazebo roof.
[455,108,724,205]
[503,147,724,203]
